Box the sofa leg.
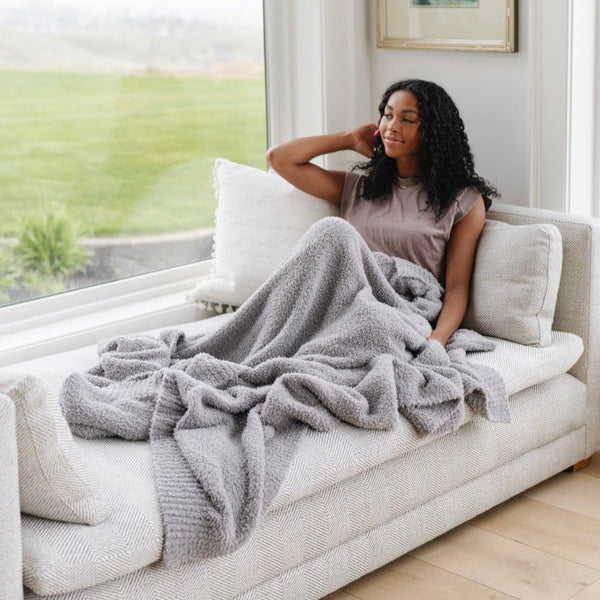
[565,456,593,472]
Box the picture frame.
[376,0,517,53]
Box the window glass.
[0,0,266,307]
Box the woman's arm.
[266,124,378,206]
[429,197,486,346]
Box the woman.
[267,79,498,347]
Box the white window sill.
[0,261,214,367]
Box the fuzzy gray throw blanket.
[60,217,509,567]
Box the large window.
[0,0,266,307]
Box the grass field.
[0,70,267,237]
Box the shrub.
[15,205,90,282]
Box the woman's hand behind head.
[349,123,379,158]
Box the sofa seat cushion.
[467,331,583,396]
[150,315,583,399]
[270,342,583,511]
[147,315,583,399]
[9,314,582,404]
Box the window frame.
[0,262,212,365]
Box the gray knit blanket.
[60,217,509,567]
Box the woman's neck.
[395,157,420,178]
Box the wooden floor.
[325,453,600,600]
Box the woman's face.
[378,90,421,165]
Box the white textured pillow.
[0,372,109,524]
[462,219,563,347]
[190,158,340,308]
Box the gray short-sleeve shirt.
[340,171,488,283]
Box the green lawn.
[0,70,267,237]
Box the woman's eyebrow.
[385,105,419,115]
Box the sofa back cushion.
[462,219,563,346]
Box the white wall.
[567,0,598,217]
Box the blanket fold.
[60,216,509,566]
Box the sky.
[0,0,264,28]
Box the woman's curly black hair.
[357,79,498,218]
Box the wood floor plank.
[525,472,600,520]
[343,556,516,600]
[472,495,600,570]
[569,578,600,599]
[409,524,600,600]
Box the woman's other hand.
[428,330,448,347]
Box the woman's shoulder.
[341,170,366,214]
[454,186,490,222]
[343,170,366,199]
[345,170,364,186]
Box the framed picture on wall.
[376,0,517,52]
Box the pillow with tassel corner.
[190,158,340,310]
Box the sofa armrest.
[0,394,24,600]
[489,202,600,456]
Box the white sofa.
[1,201,599,600]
